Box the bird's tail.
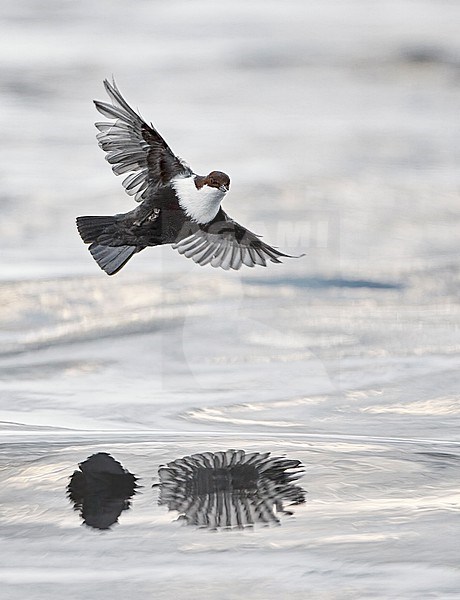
[76,215,142,275]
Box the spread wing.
[172,210,302,270]
[94,78,192,202]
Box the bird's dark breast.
[120,185,193,247]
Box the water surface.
[1,1,460,598]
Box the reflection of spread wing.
[94,79,192,202]
[173,209,301,270]
[158,450,306,529]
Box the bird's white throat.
[172,176,226,224]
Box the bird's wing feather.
[172,211,300,271]
[94,79,192,202]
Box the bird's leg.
[132,208,160,227]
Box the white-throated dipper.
[76,79,301,274]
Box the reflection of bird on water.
[67,452,138,530]
[157,449,305,530]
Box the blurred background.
[1,1,459,598]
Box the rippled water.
[1,1,460,598]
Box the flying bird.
[76,79,301,275]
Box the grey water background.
[1,0,460,598]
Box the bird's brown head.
[195,171,230,193]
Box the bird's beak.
[219,185,229,193]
